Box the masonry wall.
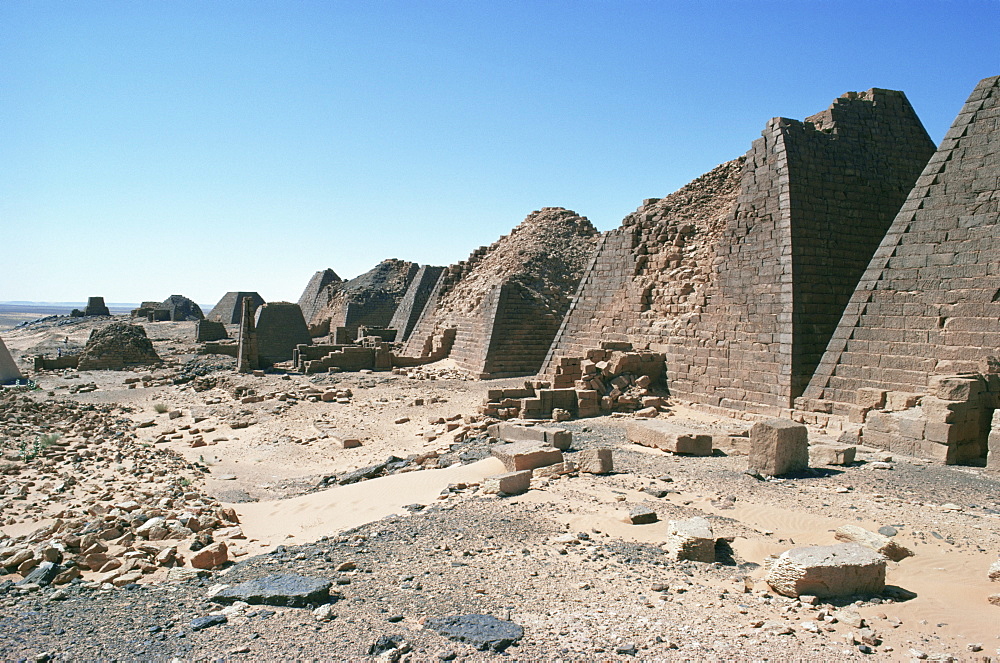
[387,265,445,342]
[804,76,1000,405]
[544,88,934,415]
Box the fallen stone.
[338,457,400,485]
[488,423,571,451]
[333,436,362,449]
[531,461,578,478]
[482,470,531,495]
[834,525,913,562]
[628,506,657,525]
[190,541,228,569]
[748,419,809,477]
[626,420,712,456]
[810,444,856,466]
[766,543,887,598]
[211,574,332,607]
[576,448,613,474]
[190,614,227,631]
[17,561,61,587]
[490,442,562,472]
[988,559,1000,581]
[664,516,715,562]
[424,614,524,653]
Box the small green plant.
[154,403,169,414]
[179,477,192,487]
[20,433,60,462]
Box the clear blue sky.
[2,1,997,305]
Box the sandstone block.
[809,444,856,466]
[664,516,715,562]
[749,419,808,477]
[627,420,712,456]
[488,423,571,450]
[929,375,983,402]
[765,543,886,598]
[190,541,229,570]
[482,470,531,495]
[628,506,657,525]
[333,436,362,449]
[989,559,1000,581]
[531,461,578,478]
[855,388,886,410]
[834,525,913,562]
[576,448,613,474]
[491,442,563,472]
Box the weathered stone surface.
[809,443,856,466]
[17,561,61,586]
[190,541,228,569]
[78,322,161,371]
[628,506,657,525]
[488,423,571,450]
[766,543,887,598]
[989,559,1000,582]
[158,294,204,321]
[627,420,712,456]
[749,419,808,476]
[208,291,264,324]
[576,448,613,474]
[190,614,227,631]
[0,336,23,385]
[834,525,913,562]
[211,574,332,607]
[424,614,524,652]
[664,516,715,562]
[531,461,577,479]
[482,470,531,495]
[490,442,562,472]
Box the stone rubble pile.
[0,392,240,589]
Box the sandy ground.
[2,316,999,660]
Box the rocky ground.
[1,316,999,661]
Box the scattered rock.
[211,574,333,607]
[424,614,524,653]
[766,543,887,598]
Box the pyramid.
[207,291,264,324]
[804,76,1000,405]
[0,336,23,384]
[543,88,935,414]
[297,269,341,324]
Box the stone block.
[482,470,532,495]
[885,391,923,411]
[855,388,886,410]
[490,442,563,472]
[628,506,657,525]
[626,420,712,456]
[833,525,913,562]
[531,461,578,478]
[765,543,886,598]
[988,428,1000,472]
[576,448,613,474]
[929,375,983,402]
[190,542,228,570]
[664,516,715,562]
[748,419,808,477]
[809,444,856,466]
[333,436,362,449]
[487,423,571,451]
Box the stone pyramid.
[543,87,935,415]
[0,336,24,384]
[804,75,1000,406]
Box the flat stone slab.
[210,574,332,607]
[491,441,563,472]
[626,420,712,456]
[834,525,913,562]
[766,543,887,598]
[488,423,571,450]
[424,614,524,652]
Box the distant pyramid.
[207,291,265,325]
[297,269,341,324]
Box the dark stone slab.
[190,614,227,631]
[210,574,332,607]
[18,561,62,587]
[424,614,524,652]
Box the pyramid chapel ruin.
[220,75,997,466]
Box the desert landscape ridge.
[1,75,999,661]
